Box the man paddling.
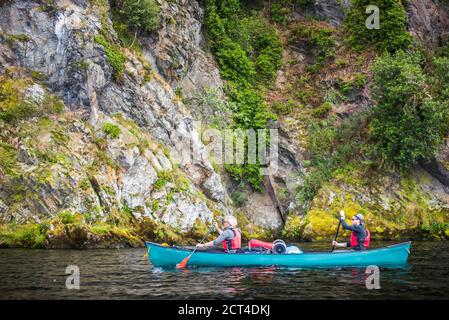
[196,215,242,253]
[332,211,370,251]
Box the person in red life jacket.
[332,211,370,251]
[196,215,242,253]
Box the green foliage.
[369,50,449,169]
[0,142,19,177]
[0,223,48,248]
[153,171,171,191]
[312,102,332,118]
[272,100,297,115]
[226,163,264,192]
[111,10,143,53]
[117,0,161,33]
[79,178,91,191]
[59,211,75,224]
[431,55,449,100]
[0,78,36,124]
[421,222,449,237]
[290,22,335,72]
[195,89,236,128]
[226,84,271,129]
[344,0,412,53]
[269,1,291,25]
[94,35,126,80]
[0,77,63,124]
[205,2,282,85]
[215,38,256,85]
[31,70,48,81]
[6,34,30,47]
[143,63,153,82]
[204,0,283,189]
[354,73,367,89]
[231,190,247,207]
[102,122,121,139]
[254,28,283,81]
[299,111,371,203]
[150,199,159,212]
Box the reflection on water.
[0,242,448,299]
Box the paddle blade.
[176,256,190,269]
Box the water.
[0,242,448,299]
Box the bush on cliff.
[369,50,449,169]
[344,0,412,53]
[115,0,161,33]
[204,0,282,190]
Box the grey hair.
[224,215,237,227]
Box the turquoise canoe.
[145,241,411,268]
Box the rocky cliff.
[0,0,242,248]
[1,0,449,248]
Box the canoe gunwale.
[145,241,412,256]
[145,241,411,268]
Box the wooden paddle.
[331,217,342,253]
[176,224,215,269]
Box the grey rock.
[122,156,157,209]
[407,0,449,48]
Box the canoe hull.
[145,241,411,268]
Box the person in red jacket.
[196,215,242,253]
[332,210,370,251]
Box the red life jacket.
[222,228,241,251]
[350,228,371,249]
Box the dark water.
[0,242,448,299]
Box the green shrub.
[231,190,247,207]
[299,111,371,203]
[204,0,283,190]
[354,73,367,89]
[59,211,75,224]
[215,38,256,85]
[111,10,143,53]
[312,102,332,118]
[103,122,121,139]
[290,22,335,72]
[272,100,296,115]
[6,34,30,47]
[153,178,166,190]
[344,0,412,53]
[79,178,91,191]
[0,78,36,124]
[151,200,160,211]
[431,56,449,99]
[195,89,236,129]
[117,0,161,33]
[269,1,291,25]
[369,50,449,169]
[94,35,126,80]
[0,142,19,177]
[226,163,264,192]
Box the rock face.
[2,0,449,246]
[292,0,347,27]
[143,0,224,99]
[284,166,449,241]
[0,0,229,232]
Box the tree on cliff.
[369,50,449,169]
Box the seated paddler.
[332,210,370,251]
[196,215,242,253]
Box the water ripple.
[0,242,448,299]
